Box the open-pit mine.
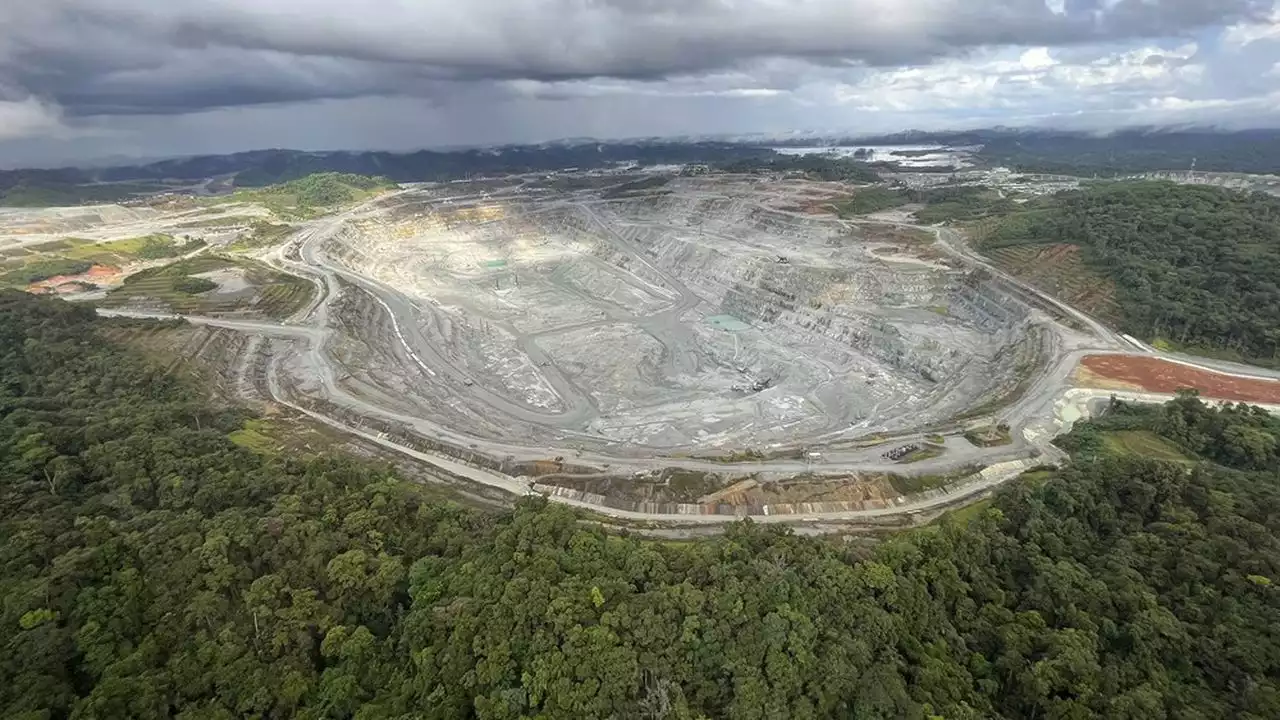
[14,170,1280,525]
[300,176,1041,454]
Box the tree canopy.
[3,291,1280,718]
[986,181,1280,362]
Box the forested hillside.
[833,129,1280,175]
[0,143,778,193]
[983,182,1280,362]
[3,291,1280,718]
[1061,389,1280,468]
[223,173,397,218]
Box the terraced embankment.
[306,177,1041,455]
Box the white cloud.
[505,76,786,101]
[1222,10,1280,47]
[0,96,66,140]
[1,1,1279,164]
[1056,44,1202,89]
[827,43,1203,114]
[1020,47,1056,70]
[1141,96,1237,111]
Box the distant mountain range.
[0,142,778,194]
[670,127,1280,175]
[2,129,1279,201]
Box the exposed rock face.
[310,178,1036,451]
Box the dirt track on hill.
[1081,354,1280,404]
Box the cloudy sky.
[1,0,1279,168]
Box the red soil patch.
[27,264,122,294]
[1081,355,1280,404]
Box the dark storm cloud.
[28,48,461,116]
[0,0,1273,116]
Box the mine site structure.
[730,375,773,394]
[882,444,919,462]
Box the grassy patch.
[663,469,724,500]
[213,173,395,220]
[134,235,206,260]
[93,234,199,260]
[0,258,93,286]
[834,187,909,216]
[103,255,314,318]
[1100,430,1192,463]
[228,414,373,459]
[43,234,207,266]
[964,425,1013,448]
[888,471,953,495]
[77,235,170,259]
[59,241,140,265]
[27,239,77,253]
[1019,470,1056,486]
[938,498,993,526]
[228,221,295,251]
[229,419,279,454]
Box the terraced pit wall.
[312,188,1040,450]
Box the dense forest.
[3,291,1280,718]
[984,181,1280,361]
[259,173,394,206]
[224,173,398,218]
[1060,390,1280,471]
